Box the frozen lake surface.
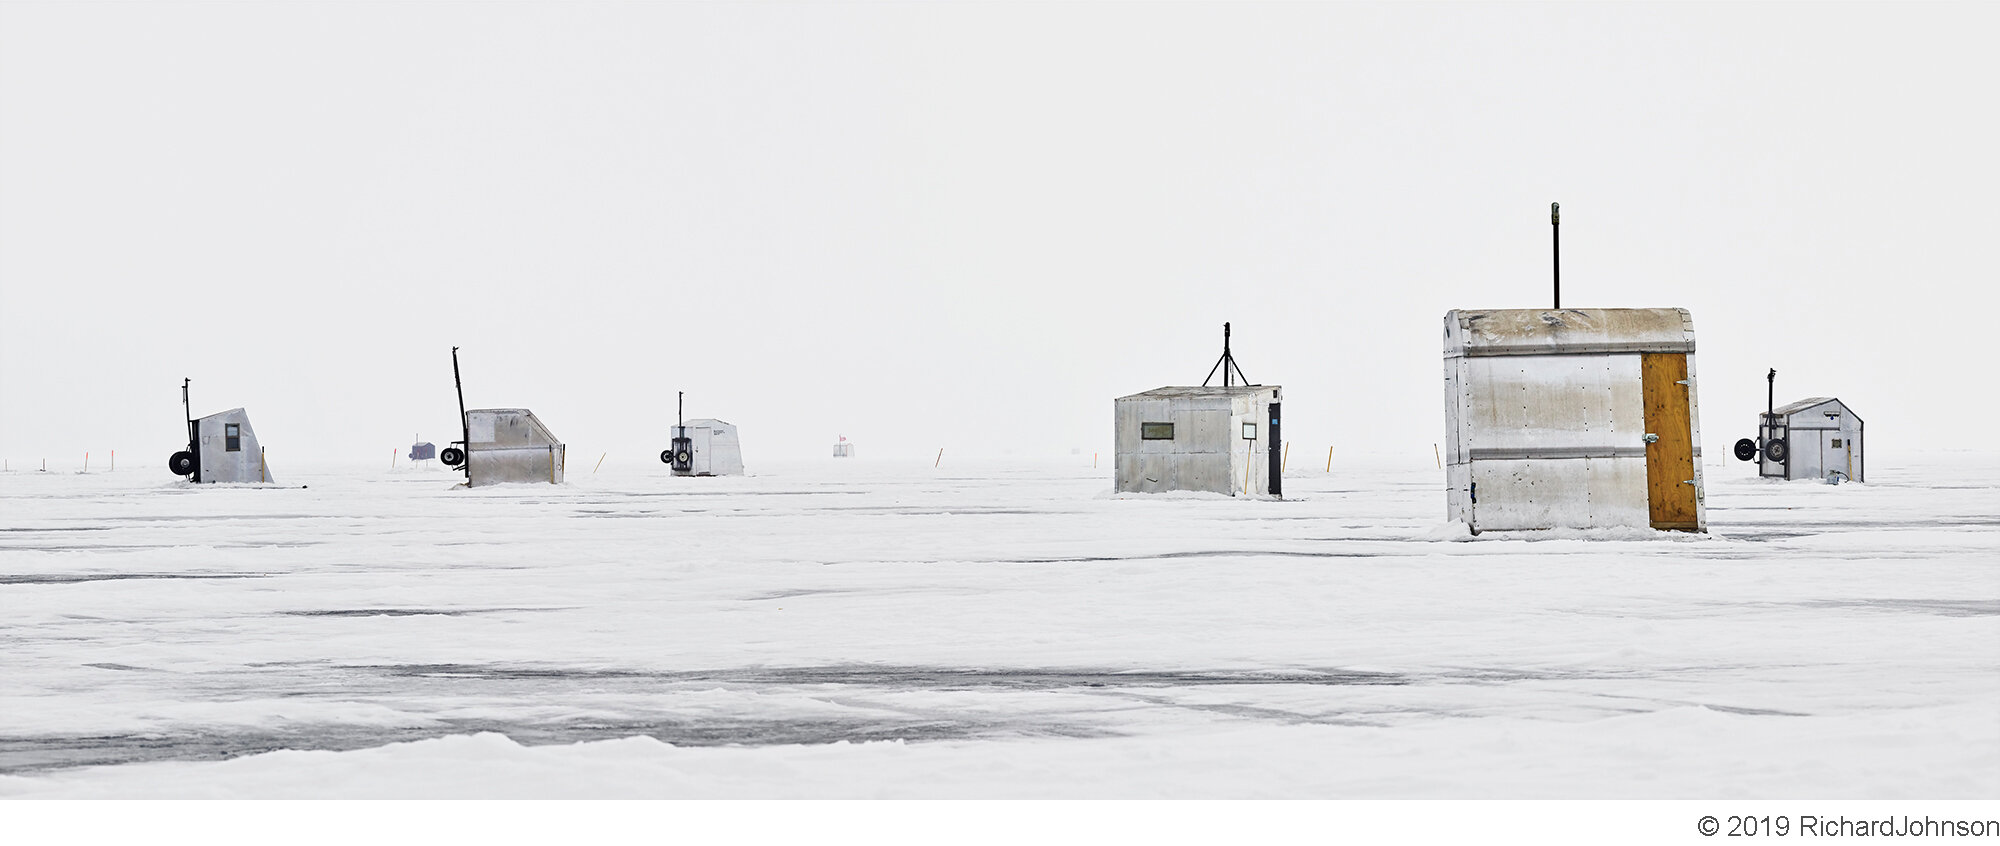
[1,455,1995,798]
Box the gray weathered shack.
[1114,385,1282,496]
[1759,397,1863,482]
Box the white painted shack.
[179,408,275,484]
[1759,398,1863,482]
[667,419,744,477]
[1442,308,1705,533]
[463,408,565,486]
[1114,386,1283,497]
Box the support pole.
[1551,202,1561,310]
[452,347,470,481]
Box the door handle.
[1682,479,1696,485]
[1675,379,1691,386]
[1643,433,1659,443]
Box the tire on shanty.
[439,447,466,467]
[660,450,673,464]
[1733,438,1758,462]
[1763,438,1787,464]
[169,451,196,475]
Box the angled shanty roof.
[1772,397,1862,422]
[1118,385,1276,401]
[1444,308,1694,357]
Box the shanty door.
[1641,353,1699,530]
[1267,403,1282,497]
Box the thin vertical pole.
[1551,202,1561,310]
[1327,446,1334,473]
[934,448,943,468]
[451,347,469,481]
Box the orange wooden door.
[1641,353,1700,530]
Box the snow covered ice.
[0,455,1994,798]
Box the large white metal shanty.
[1442,308,1705,533]
[673,419,744,477]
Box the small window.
[1242,422,1258,440]
[1141,422,1174,440]
[224,423,241,452]
[1831,438,1842,448]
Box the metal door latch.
[1676,379,1691,386]
[1682,479,1696,485]
[1643,433,1660,443]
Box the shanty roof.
[1444,308,1695,357]
[1772,397,1859,421]
[1118,385,1279,401]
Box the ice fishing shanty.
[1442,307,1706,533]
[167,379,276,484]
[1733,372,1863,482]
[662,392,744,477]
[440,347,566,486]
[1114,323,1282,498]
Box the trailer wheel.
[440,447,465,467]
[1733,438,1758,462]
[676,450,692,466]
[169,451,195,475]
[660,450,673,464]
[1763,438,1787,463]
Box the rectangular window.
[1831,438,1842,448]
[224,423,241,452]
[1242,422,1258,440]
[1140,422,1174,440]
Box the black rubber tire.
[440,447,466,467]
[660,450,673,465]
[1733,438,1758,462]
[1763,438,1787,464]
[169,451,196,475]
[675,450,692,466]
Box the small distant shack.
[409,442,436,462]
[460,409,565,486]
[1760,398,1863,482]
[668,419,744,476]
[167,379,274,484]
[188,409,274,483]
[1113,323,1282,498]
[1442,308,1706,533]
[832,436,854,458]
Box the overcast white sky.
[3,2,1995,469]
